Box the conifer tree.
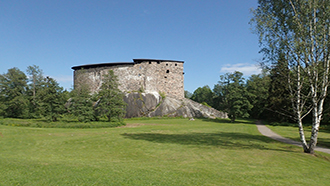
[70,81,95,122]
[38,77,67,122]
[96,70,126,122]
[267,56,293,122]
[246,73,270,120]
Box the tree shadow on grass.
[121,131,295,152]
[201,118,257,125]
[320,125,330,134]
[318,138,330,148]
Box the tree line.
[0,66,126,122]
[187,62,330,126]
[186,69,293,123]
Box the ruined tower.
[71,59,185,99]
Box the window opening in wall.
[166,70,169,73]
[164,76,167,79]
[139,67,142,69]
[175,64,177,66]
[166,63,168,66]
[149,62,151,64]
[157,61,160,64]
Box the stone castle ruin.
[72,59,184,99]
[72,59,227,119]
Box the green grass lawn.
[0,118,329,185]
[268,124,330,149]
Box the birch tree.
[26,65,44,104]
[251,0,330,153]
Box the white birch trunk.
[296,64,309,152]
[252,0,330,153]
[306,4,329,154]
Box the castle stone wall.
[72,59,184,99]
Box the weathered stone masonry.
[71,59,185,99]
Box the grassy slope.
[268,124,330,149]
[0,118,329,185]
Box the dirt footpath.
[256,121,330,154]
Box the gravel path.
[256,121,330,154]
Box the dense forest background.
[187,68,330,125]
[1,64,330,125]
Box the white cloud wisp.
[220,63,262,76]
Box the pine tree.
[38,77,67,122]
[70,82,95,122]
[96,70,126,122]
[246,73,270,120]
[267,56,293,122]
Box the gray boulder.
[124,92,227,119]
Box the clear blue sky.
[1,0,262,93]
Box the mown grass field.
[0,118,329,185]
[268,124,330,149]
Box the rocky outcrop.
[124,92,227,119]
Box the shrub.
[159,91,166,99]
[201,102,212,108]
[0,118,125,129]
